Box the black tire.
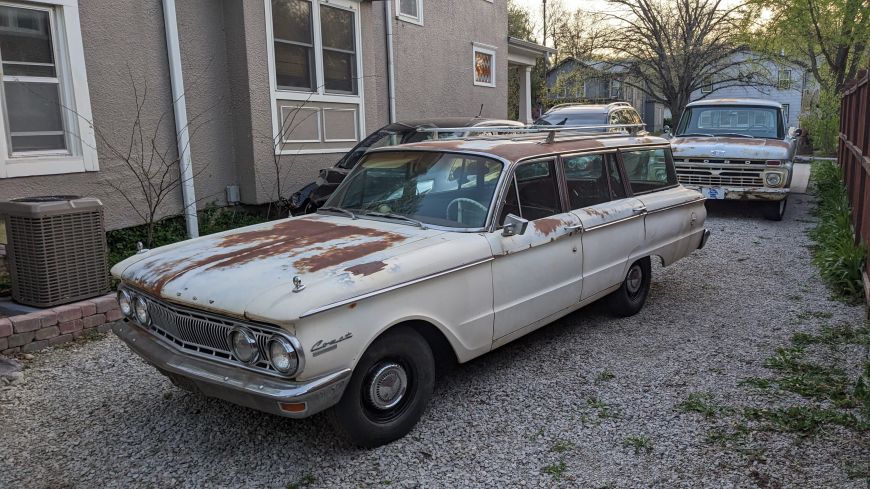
[606,257,652,317]
[329,327,435,447]
[763,198,787,221]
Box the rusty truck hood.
[671,136,793,161]
[111,214,491,324]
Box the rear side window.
[562,154,610,209]
[499,159,562,223]
[621,148,677,194]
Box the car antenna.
[476,104,484,118]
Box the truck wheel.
[329,327,434,447]
[763,198,787,221]
[606,257,651,317]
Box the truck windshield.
[327,151,504,229]
[676,105,783,139]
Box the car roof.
[685,98,782,109]
[371,134,670,163]
[386,117,522,129]
[544,102,634,115]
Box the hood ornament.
[292,276,305,293]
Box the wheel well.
[389,320,458,377]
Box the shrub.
[809,161,867,303]
[800,88,840,156]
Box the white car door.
[623,146,707,264]
[486,158,584,340]
[564,152,646,300]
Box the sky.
[513,0,613,45]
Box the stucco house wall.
[0,0,511,231]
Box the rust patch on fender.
[533,217,563,235]
[582,207,610,218]
[133,217,405,294]
[344,261,388,277]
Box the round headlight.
[134,296,149,325]
[229,328,259,364]
[268,336,299,375]
[118,290,134,317]
[765,173,783,187]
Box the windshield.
[327,151,504,228]
[676,105,784,139]
[535,112,606,129]
[335,126,464,170]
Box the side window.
[562,154,610,209]
[620,148,677,194]
[499,159,562,223]
[607,156,627,200]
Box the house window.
[0,1,96,178]
[271,0,357,95]
[610,79,621,99]
[778,68,792,90]
[701,82,713,93]
[396,0,423,24]
[472,43,495,87]
[266,0,365,155]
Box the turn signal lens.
[279,402,306,413]
[765,160,782,166]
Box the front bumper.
[684,185,790,201]
[114,322,351,418]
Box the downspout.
[384,0,397,122]
[162,0,199,238]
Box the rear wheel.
[329,327,434,447]
[606,257,651,317]
[763,198,787,221]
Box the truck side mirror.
[502,214,529,237]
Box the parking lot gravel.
[1,195,867,488]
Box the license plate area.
[700,187,726,199]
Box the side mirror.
[792,128,803,138]
[663,125,671,134]
[502,214,529,237]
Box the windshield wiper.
[363,211,427,229]
[716,133,755,138]
[678,132,714,137]
[318,206,357,219]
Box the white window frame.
[778,68,792,90]
[395,0,423,25]
[472,43,496,88]
[701,82,713,94]
[264,0,366,155]
[0,0,96,179]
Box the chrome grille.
[676,163,764,187]
[142,296,284,375]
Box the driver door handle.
[565,224,583,232]
[632,206,647,214]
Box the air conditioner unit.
[0,196,109,307]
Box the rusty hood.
[671,136,793,161]
[111,214,487,322]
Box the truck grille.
[141,295,284,376]
[675,160,765,187]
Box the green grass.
[676,392,730,419]
[743,406,867,434]
[542,461,567,479]
[286,475,316,489]
[808,161,867,304]
[622,435,654,454]
[551,439,574,453]
[587,397,621,419]
[596,370,616,382]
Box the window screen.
[272,0,315,91]
[621,148,677,194]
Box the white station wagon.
[112,126,710,446]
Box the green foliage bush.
[800,88,840,156]
[809,161,867,303]
[106,206,271,267]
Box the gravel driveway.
[1,196,867,488]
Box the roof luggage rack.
[416,123,646,144]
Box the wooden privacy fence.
[838,65,870,307]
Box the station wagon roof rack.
[546,101,633,112]
[417,123,647,144]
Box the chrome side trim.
[583,212,645,232]
[645,198,706,215]
[300,257,495,318]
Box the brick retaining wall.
[0,294,120,355]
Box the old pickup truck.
[669,98,799,220]
[111,125,709,447]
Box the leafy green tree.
[508,0,547,120]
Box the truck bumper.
[114,322,351,418]
[684,186,790,201]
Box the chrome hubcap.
[626,265,643,294]
[366,362,408,410]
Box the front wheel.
[329,327,434,447]
[763,198,787,221]
[606,257,651,317]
